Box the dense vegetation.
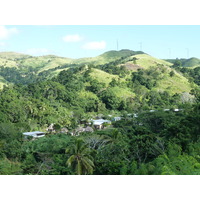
[179,67,200,86]
[0,50,199,175]
[166,57,200,68]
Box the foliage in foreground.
[0,103,199,175]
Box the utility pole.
[116,39,119,51]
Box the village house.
[46,123,55,133]
[112,117,122,122]
[23,131,45,139]
[92,119,111,129]
[72,126,94,136]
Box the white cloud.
[0,25,18,40]
[63,34,82,42]
[24,48,53,56]
[82,41,106,50]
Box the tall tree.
[66,139,94,175]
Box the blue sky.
[0,25,199,59]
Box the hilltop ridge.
[0,49,196,96]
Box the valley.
[0,49,199,175]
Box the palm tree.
[66,139,94,175]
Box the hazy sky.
[0,25,199,59]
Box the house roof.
[23,131,45,137]
[113,117,121,120]
[85,126,94,132]
[92,119,111,125]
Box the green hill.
[0,52,31,60]
[0,50,197,97]
[89,68,119,86]
[19,55,74,73]
[182,57,200,68]
[155,68,192,94]
[132,54,173,69]
[74,49,144,65]
[166,57,200,68]
[0,75,9,89]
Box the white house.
[23,131,45,139]
[164,109,170,111]
[112,117,122,122]
[92,119,111,129]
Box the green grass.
[37,57,74,73]
[78,90,99,99]
[155,69,192,94]
[0,50,196,96]
[0,52,30,60]
[109,86,135,99]
[132,54,173,69]
[182,57,200,68]
[165,57,200,68]
[0,58,18,68]
[19,56,72,71]
[75,49,142,65]
[89,69,119,86]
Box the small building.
[23,131,45,139]
[84,126,94,133]
[164,109,170,111]
[92,119,111,129]
[60,128,68,134]
[75,127,85,135]
[73,126,94,136]
[112,117,122,122]
[47,123,55,133]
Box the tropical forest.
[0,49,200,175]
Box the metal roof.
[92,119,111,125]
[23,131,45,136]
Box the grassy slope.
[124,54,191,94]
[89,68,135,99]
[0,58,18,68]
[0,53,73,73]
[19,56,73,73]
[0,50,143,73]
[37,56,74,73]
[182,57,200,68]
[0,52,30,60]
[155,70,192,94]
[109,86,135,99]
[75,50,143,65]
[165,57,200,68]
[133,54,173,69]
[0,51,195,95]
[89,68,119,86]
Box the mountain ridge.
[0,49,196,96]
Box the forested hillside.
[0,50,199,175]
[166,57,200,68]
